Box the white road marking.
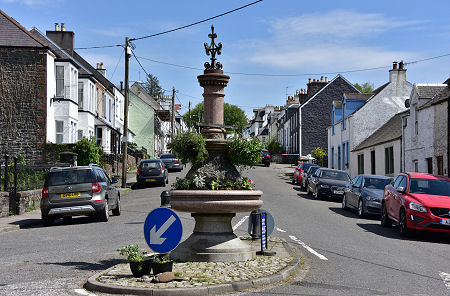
[276,227,286,233]
[289,235,328,261]
[233,215,249,230]
[74,289,97,296]
[440,272,450,290]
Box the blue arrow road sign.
[144,207,182,253]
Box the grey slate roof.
[332,100,342,108]
[0,9,47,48]
[419,85,450,109]
[416,85,447,99]
[343,93,373,101]
[352,113,403,151]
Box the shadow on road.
[41,258,123,271]
[328,207,379,220]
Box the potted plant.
[117,244,152,277]
[150,253,174,275]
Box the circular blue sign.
[144,207,183,253]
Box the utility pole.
[188,101,191,132]
[171,87,175,140]
[121,37,130,188]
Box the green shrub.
[266,138,282,155]
[227,137,263,167]
[168,132,208,165]
[73,138,102,166]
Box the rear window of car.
[363,177,392,190]
[321,170,350,181]
[409,178,450,196]
[160,154,175,159]
[45,169,95,186]
[302,163,315,171]
[140,161,161,169]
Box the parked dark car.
[381,172,450,236]
[301,165,320,190]
[137,159,168,187]
[307,168,350,200]
[40,164,120,226]
[342,174,392,217]
[292,162,316,185]
[261,149,271,167]
[159,153,183,172]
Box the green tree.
[266,138,282,154]
[142,73,165,98]
[354,82,374,93]
[311,147,327,167]
[73,137,102,166]
[183,102,248,134]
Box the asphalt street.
[0,164,449,296]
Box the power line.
[108,48,124,81]
[75,44,123,50]
[130,1,263,41]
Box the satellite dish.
[404,99,410,108]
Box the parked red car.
[381,172,450,236]
[292,162,317,185]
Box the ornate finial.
[204,25,223,70]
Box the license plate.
[440,219,450,225]
[61,192,80,198]
[146,179,156,182]
[333,190,344,195]
[168,166,172,168]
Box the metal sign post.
[256,211,276,256]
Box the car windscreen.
[308,166,319,175]
[363,177,392,190]
[160,154,175,159]
[141,162,161,169]
[46,169,94,186]
[409,178,450,196]
[302,163,315,171]
[321,170,350,181]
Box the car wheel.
[112,197,121,216]
[42,214,54,227]
[380,203,392,227]
[98,200,109,222]
[358,199,365,218]
[292,177,296,184]
[399,209,410,237]
[342,194,348,210]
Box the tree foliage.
[266,138,282,154]
[183,102,248,134]
[227,137,264,167]
[354,82,374,93]
[311,147,327,167]
[168,132,208,165]
[142,73,165,98]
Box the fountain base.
[171,213,254,262]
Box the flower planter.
[152,261,173,275]
[129,259,152,278]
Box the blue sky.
[2,0,450,118]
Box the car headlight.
[409,202,427,213]
[319,184,330,188]
[366,195,380,202]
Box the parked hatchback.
[342,174,392,217]
[40,165,120,226]
[292,162,317,185]
[160,153,183,172]
[381,172,450,236]
[137,159,168,187]
[307,168,350,200]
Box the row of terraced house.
[0,9,186,165]
[247,62,449,178]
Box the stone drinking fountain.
[170,25,263,262]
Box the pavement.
[0,170,137,234]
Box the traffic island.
[85,238,305,295]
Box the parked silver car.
[160,153,183,172]
[40,165,120,226]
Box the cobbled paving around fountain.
[96,238,297,290]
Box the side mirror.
[397,186,406,193]
[353,184,360,189]
[111,177,119,184]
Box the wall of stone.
[0,192,9,217]
[434,100,448,176]
[0,48,47,164]
[9,189,41,215]
[300,76,356,156]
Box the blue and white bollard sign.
[261,213,267,250]
[144,207,182,253]
[256,210,276,256]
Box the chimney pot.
[308,78,311,84]
[399,60,404,70]
[61,23,65,31]
[320,76,324,82]
[96,63,99,69]
[100,62,103,69]
[54,23,59,31]
[325,77,328,83]
[392,61,398,70]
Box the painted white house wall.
[328,117,351,172]
[114,89,124,135]
[46,52,56,143]
[354,139,402,177]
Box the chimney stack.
[97,62,107,77]
[46,23,75,56]
[389,61,406,83]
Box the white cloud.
[239,10,422,70]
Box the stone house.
[328,62,412,177]
[351,113,403,177]
[297,75,358,157]
[0,9,54,164]
[402,83,449,176]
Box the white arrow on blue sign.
[144,207,182,253]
